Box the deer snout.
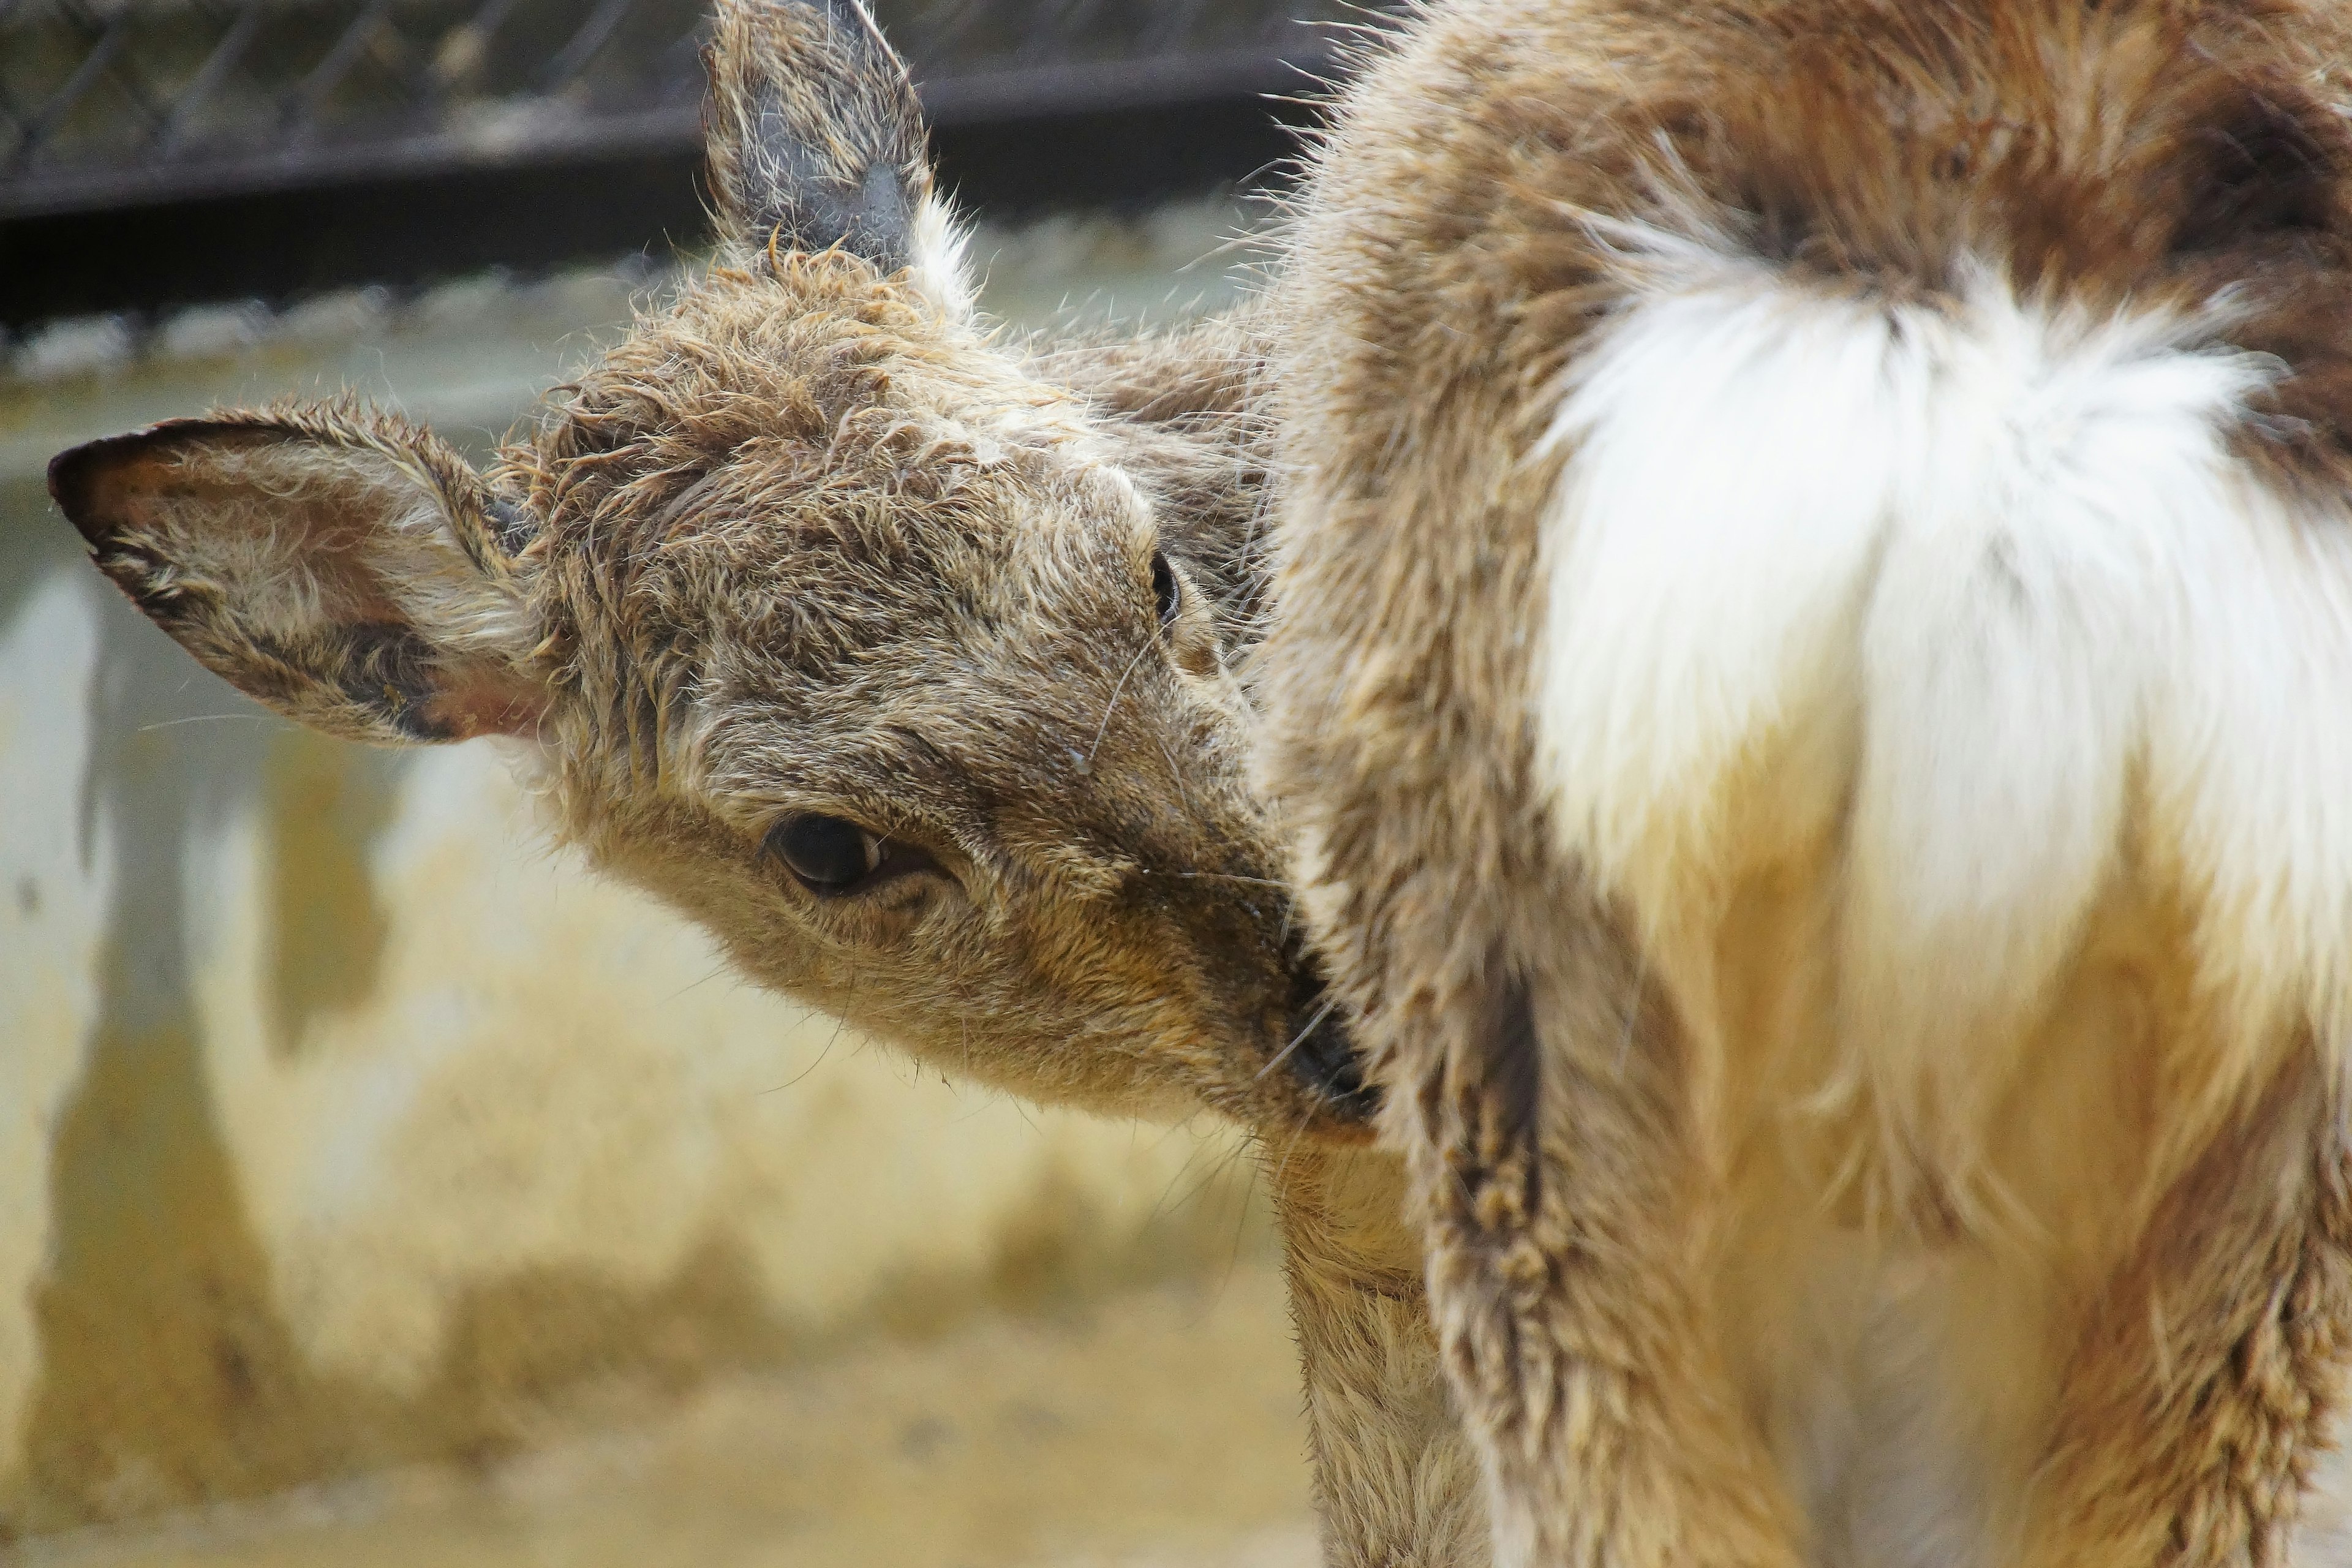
[1280,941,1378,1124]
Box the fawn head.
[48,0,1371,1138]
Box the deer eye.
[1150,551,1182,628]
[766,813,884,894]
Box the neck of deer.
[1270,1145,1488,1567]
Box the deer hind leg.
[1395,901,1807,1568]
[2013,1052,2352,1568]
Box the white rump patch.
[1533,242,2352,1185]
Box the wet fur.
[1261,0,2352,1563]
[47,4,1477,1562]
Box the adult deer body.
[1261,1,2352,1564]
[46,2,1479,1561]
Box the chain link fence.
[1,0,1360,219]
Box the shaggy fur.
[45,4,1488,1562]
[1259,0,2352,1563]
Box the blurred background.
[0,3,1368,1562]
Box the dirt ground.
[16,1263,1316,1568]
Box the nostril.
[1272,922,1378,1118]
[1284,982,1380,1121]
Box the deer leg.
[1272,1142,1488,1567]
[1398,920,1807,1568]
[2015,1052,2352,1568]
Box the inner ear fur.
[705,0,973,316]
[50,404,549,747]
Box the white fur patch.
[909,191,976,322]
[1532,243,2352,1182]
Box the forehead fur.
[500,254,1150,773]
[515,255,1090,564]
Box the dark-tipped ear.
[50,404,551,747]
[705,0,973,316]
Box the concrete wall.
[0,203,1269,1541]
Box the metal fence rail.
[1,0,1359,220]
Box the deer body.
[1260,1,2352,1564]
[85,0,2352,1562]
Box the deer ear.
[50,405,551,747]
[705,0,973,318]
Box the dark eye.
[1150,551,1181,628]
[766,814,884,894]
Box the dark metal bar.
[1017,0,1106,63]
[0,100,703,219]
[1142,0,1221,57]
[921,43,1330,124]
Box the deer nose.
[1283,957,1378,1121]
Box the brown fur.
[51,6,1355,1136]
[705,0,932,269]
[1259,0,2352,1563]
[1031,304,1280,645]
[42,4,1491,1562]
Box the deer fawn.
[46,1,1484,1561]
[1259,0,2352,1563]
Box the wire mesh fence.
[0,0,1363,219]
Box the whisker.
[761,1016,846,1095]
[1215,1145,1262,1306]
[662,961,734,1003]
[1254,994,1338,1084]
[1145,1131,1222,1231]
[1156,736,1193,815]
[137,714,282,732]
[1150,870,1289,889]
[1084,637,1158,767]
[1260,1113,1317,1203]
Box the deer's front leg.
[1396,915,1806,1568]
[1271,1143,1487,1567]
